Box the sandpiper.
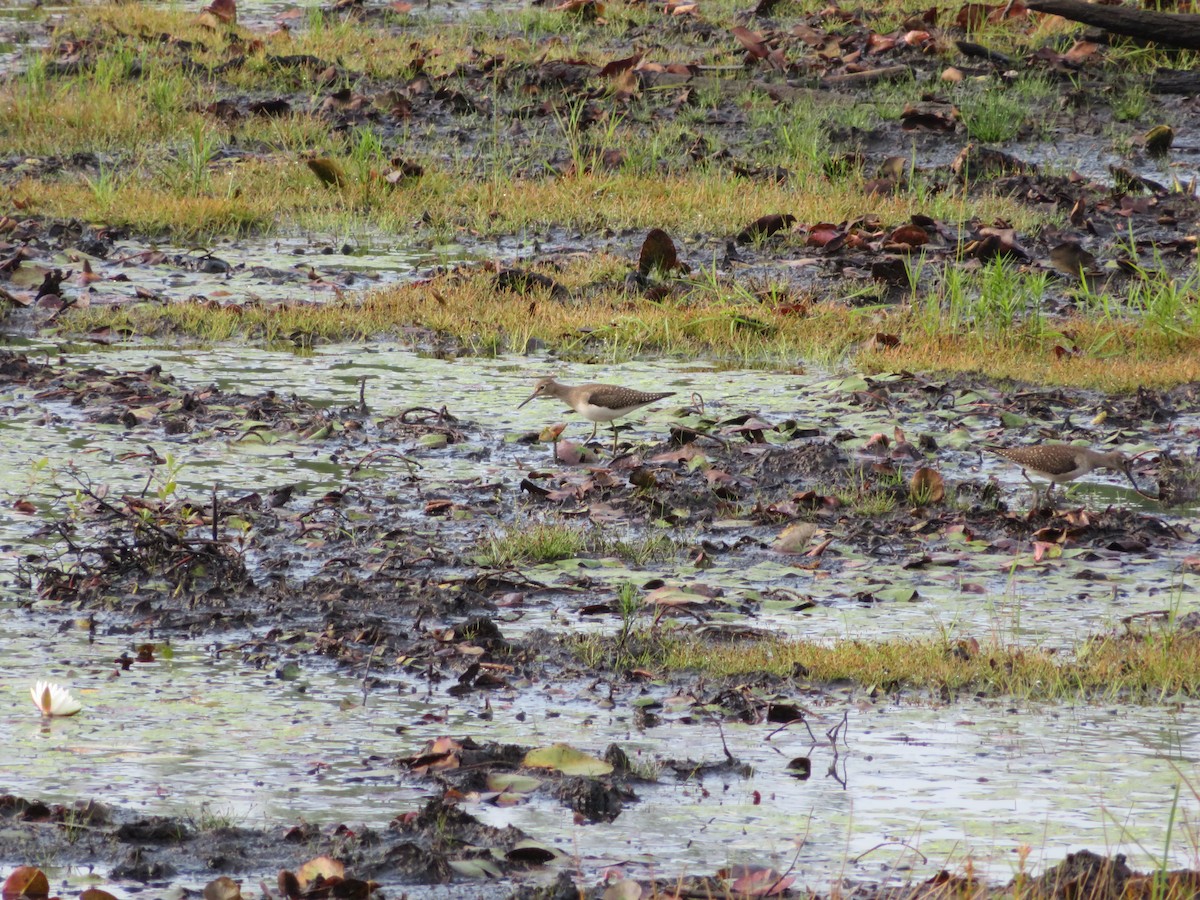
[517,377,675,453]
[986,443,1139,504]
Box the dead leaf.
[910,467,945,505]
[773,522,820,554]
[201,0,237,23]
[638,228,681,274]
[203,876,244,900]
[735,213,796,244]
[731,26,770,59]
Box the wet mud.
[3,346,1200,896]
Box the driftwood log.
[1024,0,1200,50]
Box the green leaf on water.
[523,743,613,776]
[874,586,919,602]
[487,773,542,793]
[448,858,503,878]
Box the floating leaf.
[203,876,244,900]
[297,856,344,887]
[2,867,49,898]
[523,744,613,776]
[874,586,920,602]
[448,858,503,878]
[644,585,708,608]
[486,773,542,793]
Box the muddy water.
[2,343,1192,644]
[3,610,1199,893]
[4,342,1200,892]
[0,0,526,76]
[4,233,473,310]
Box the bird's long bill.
[516,390,539,409]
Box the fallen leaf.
[523,744,614,776]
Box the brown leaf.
[278,870,302,900]
[910,467,945,505]
[2,867,50,899]
[727,866,795,897]
[203,876,244,900]
[638,228,680,274]
[552,0,605,18]
[887,223,929,248]
[735,213,796,244]
[806,224,843,248]
[954,2,991,28]
[665,0,698,14]
[202,0,237,23]
[731,26,770,59]
[599,52,642,78]
[1064,40,1099,63]
[900,102,959,131]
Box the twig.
[347,448,422,475]
[362,633,381,707]
[851,840,928,865]
[827,708,849,747]
[766,715,817,744]
[706,711,736,763]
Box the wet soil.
[3,345,1200,896]
[4,0,1200,309]
[5,0,1200,895]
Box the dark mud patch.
[8,347,1197,653]
[0,792,532,893]
[6,0,1200,322]
[6,348,1200,894]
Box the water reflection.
[3,621,1199,887]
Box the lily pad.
[523,743,614,776]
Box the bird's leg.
[588,421,599,442]
[1021,469,1042,510]
[611,422,619,455]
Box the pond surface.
[0,342,1193,645]
[4,608,1200,894]
[2,342,1199,895]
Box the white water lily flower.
[30,680,82,717]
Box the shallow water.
[4,610,1200,894]
[3,343,1200,893]
[0,343,1192,644]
